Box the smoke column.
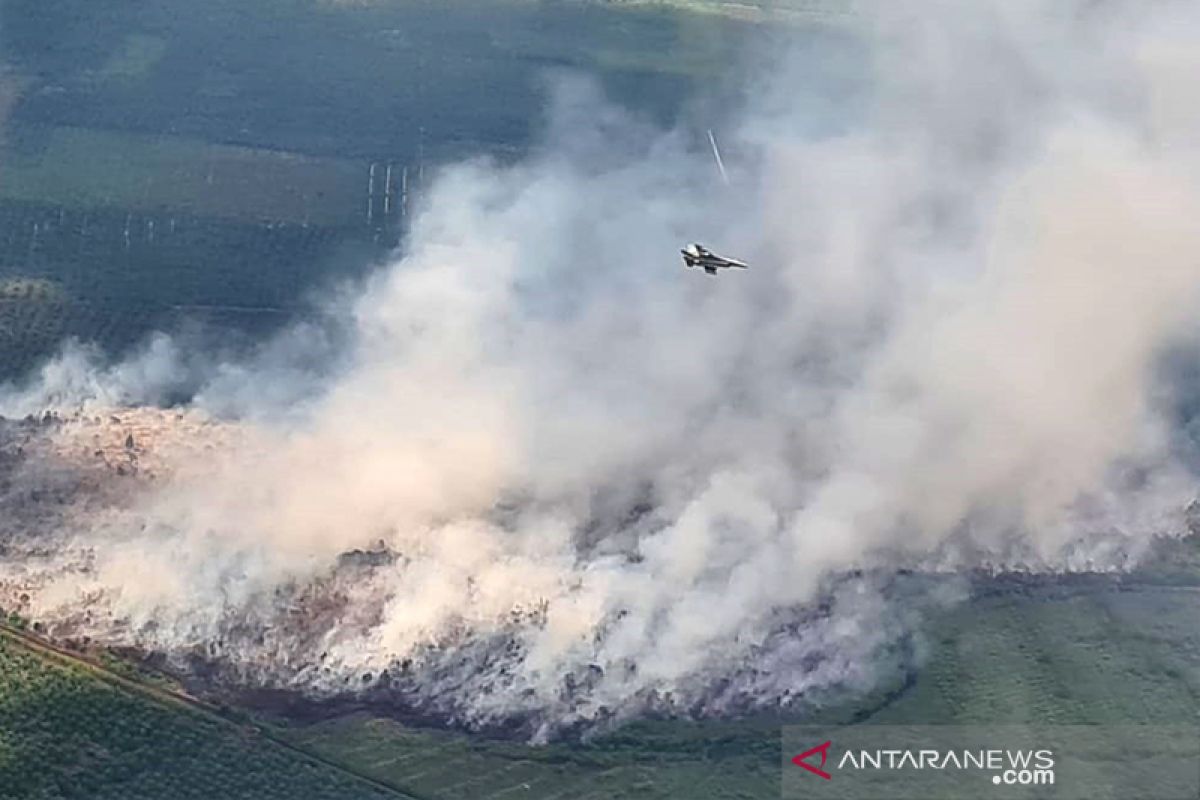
[4,0,1200,738]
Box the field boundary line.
[0,622,428,800]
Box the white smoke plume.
[4,0,1200,738]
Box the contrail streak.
[708,128,729,186]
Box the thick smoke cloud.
[4,0,1200,738]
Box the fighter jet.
[681,243,749,275]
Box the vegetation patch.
[0,126,365,227]
[0,631,405,800]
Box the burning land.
[0,407,948,739]
[0,403,1198,746]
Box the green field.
[1,126,365,227]
[1,0,773,163]
[0,632,404,800]
[602,0,857,23]
[282,713,781,800]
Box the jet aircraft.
[681,243,749,275]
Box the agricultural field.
[0,199,372,377]
[0,632,405,800]
[0,0,837,381]
[1,0,776,163]
[0,201,365,307]
[0,125,366,227]
[601,0,857,23]
[281,713,782,800]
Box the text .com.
[994,766,1055,786]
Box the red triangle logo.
[792,740,833,780]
